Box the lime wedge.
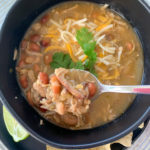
[3,106,29,142]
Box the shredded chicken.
[32,69,92,127]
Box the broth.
[16,2,143,129]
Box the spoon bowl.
[69,69,150,101]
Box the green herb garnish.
[50,52,85,70]
[76,27,97,76]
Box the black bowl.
[0,0,150,149]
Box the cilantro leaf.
[76,27,97,75]
[74,61,85,70]
[50,52,84,70]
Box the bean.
[19,75,28,89]
[28,70,36,82]
[29,42,41,52]
[50,75,59,83]
[56,102,65,115]
[44,53,52,65]
[18,59,25,67]
[33,64,40,73]
[126,42,133,50]
[30,34,40,42]
[40,14,49,24]
[32,23,41,31]
[26,90,34,106]
[40,38,50,47]
[87,83,97,98]
[62,114,77,126]
[50,75,61,94]
[39,72,49,84]
[21,40,28,49]
[25,56,40,64]
[52,84,61,94]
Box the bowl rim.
[0,0,150,149]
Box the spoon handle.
[102,85,150,94]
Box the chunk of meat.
[33,82,47,97]
[55,68,86,99]
[87,83,97,97]
[29,42,41,52]
[62,114,77,126]
[39,72,49,84]
[19,75,28,89]
[44,53,52,65]
[56,102,65,115]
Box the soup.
[16,2,143,129]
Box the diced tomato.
[88,83,97,98]
[39,72,49,84]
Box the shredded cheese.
[66,43,78,62]
[72,18,87,26]
[44,34,57,38]
[95,65,105,73]
[81,55,88,62]
[99,43,116,54]
[96,34,105,44]
[94,24,113,39]
[44,46,66,53]
[96,19,112,31]
[117,47,123,62]
[50,19,62,28]
[75,48,83,56]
